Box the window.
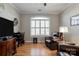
[31,17,50,36]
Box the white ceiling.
[12,3,72,15]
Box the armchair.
[13,32,25,47]
[45,37,58,50]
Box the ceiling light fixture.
[44,3,47,7]
[38,3,47,12]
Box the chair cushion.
[46,40,51,42]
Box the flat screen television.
[0,17,13,37]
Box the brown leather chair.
[13,32,25,47]
[45,37,58,50]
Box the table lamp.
[59,26,68,41]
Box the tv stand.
[0,38,16,56]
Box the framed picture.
[70,15,79,26]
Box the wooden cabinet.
[0,42,1,56]
[1,41,7,56]
[0,38,16,56]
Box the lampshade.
[59,26,68,33]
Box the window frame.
[30,18,50,36]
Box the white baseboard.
[25,41,44,43]
[25,41,32,43]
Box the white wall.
[60,4,79,45]
[20,14,59,42]
[0,3,20,33]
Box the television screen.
[0,17,13,37]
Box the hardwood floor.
[14,43,57,56]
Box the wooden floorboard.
[14,43,57,56]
